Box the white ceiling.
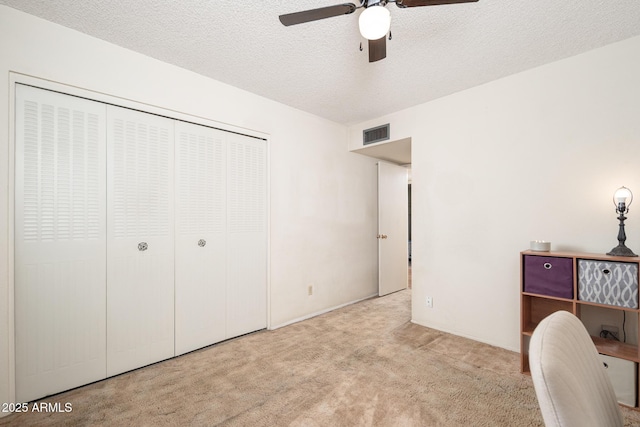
[2,0,640,125]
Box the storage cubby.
[520,250,640,408]
[579,304,638,347]
[521,295,573,335]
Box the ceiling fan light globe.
[359,6,391,40]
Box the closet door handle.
[198,239,206,247]
[138,242,148,252]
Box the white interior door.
[15,85,107,402]
[174,122,227,355]
[106,105,175,376]
[378,161,408,296]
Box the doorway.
[353,138,412,296]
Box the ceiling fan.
[279,0,479,62]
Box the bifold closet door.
[15,85,107,402]
[226,134,267,337]
[106,106,175,376]
[175,124,267,352]
[174,122,226,355]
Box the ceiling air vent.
[363,124,390,146]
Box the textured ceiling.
[2,0,640,125]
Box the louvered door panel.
[226,134,267,338]
[14,85,107,402]
[174,122,227,355]
[106,106,175,376]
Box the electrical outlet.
[601,324,619,340]
[426,296,433,308]
[308,285,313,296]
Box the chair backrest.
[529,310,624,427]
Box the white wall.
[0,5,378,407]
[351,35,640,352]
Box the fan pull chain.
[359,42,363,51]
[389,31,392,40]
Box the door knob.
[138,242,148,251]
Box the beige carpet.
[3,289,640,426]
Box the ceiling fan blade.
[396,0,478,7]
[279,3,357,26]
[368,37,386,62]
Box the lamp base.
[607,244,638,257]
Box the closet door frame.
[7,73,271,403]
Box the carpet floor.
[3,289,640,426]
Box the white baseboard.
[269,293,378,330]
[409,319,518,353]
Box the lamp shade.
[358,6,391,40]
[613,186,633,210]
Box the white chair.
[529,310,624,427]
